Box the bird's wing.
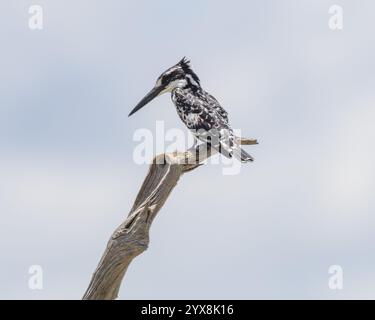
[173,89,253,162]
[206,93,229,124]
[174,90,229,128]
[174,90,236,158]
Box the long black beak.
[128,86,164,117]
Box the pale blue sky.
[1,0,375,299]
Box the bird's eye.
[160,75,171,85]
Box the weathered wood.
[83,138,257,300]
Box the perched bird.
[129,58,254,162]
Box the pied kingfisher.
[129,58,254,162]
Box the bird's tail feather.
[233,147,254,163]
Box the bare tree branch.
[82,138,256,300]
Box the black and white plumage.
[129,58,254,162]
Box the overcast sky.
[1,0,375,299]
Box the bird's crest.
[178,57,200,85]
[178,57,191,69]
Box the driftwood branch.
[83,138,257,300]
